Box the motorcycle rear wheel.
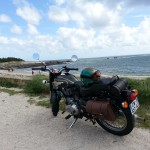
[96,107,135,136]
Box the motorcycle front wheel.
[96,107,135,136]
[51,91,61,116]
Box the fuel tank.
[55,74,78,84]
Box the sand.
[0,88,150,150]
[0,69,150,81]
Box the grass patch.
[27,96,66,111]
[128,78,150,105]
[0,81,18,88]
[0,88,22,95]
[24,75,49,96]
[36,97,66,111]
[27,98,37,105]
[27,96,51,108]
[136,104,150,129]
[127,78,150,128]
[59,100,66,111]
[36,100,50,108]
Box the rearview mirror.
[71,55,78,62]
[33,53,40,60]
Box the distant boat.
[107,57,109,59]
[114,57,117,59]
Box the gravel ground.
[0,92,150,150]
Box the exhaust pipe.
[134,114,145,122]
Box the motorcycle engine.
[66,98,79,115]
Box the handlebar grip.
[70,68,78,71]
[32,67,42,70]
[63,66,78,71]
[32,67,46,71]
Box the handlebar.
[32,67,42,70]
[32,66,78,73]
[32,67,46,71]
[62,66,78,71]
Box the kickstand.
[69,118,78,129]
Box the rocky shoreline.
[0,60,70,70]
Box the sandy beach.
[0,70,32,80]
[0,69,150,81]
[0,89,150,150]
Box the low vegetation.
[0,57,24,63]
[0,80,19,88]
[128,78,150,128]
[0,75,149,128]
[24,75,49,96]
[0,88,22,95]
[27,97,65,111]
[128,78,150,105]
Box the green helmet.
[80,67,101,86]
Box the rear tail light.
[129,93,136,101]
[122,101,128,108]
[129,89,138,101]
[133,89,138,96]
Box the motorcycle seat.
[80,76,119,97]
[97,76,118,87]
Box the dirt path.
[0,92,150,150]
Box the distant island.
[0,57,24,63]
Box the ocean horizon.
[18,54,150,76]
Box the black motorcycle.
[32,54,143,136]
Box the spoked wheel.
[96,107,135,136]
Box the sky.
[0,0,150,61]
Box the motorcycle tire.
[51,91,61,116]
[96,107,135,136]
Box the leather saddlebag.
[86,100,116,121]
[110,79,128,96]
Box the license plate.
[129,98,140,114]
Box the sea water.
[18,54,150,76]
[67,54,150,76]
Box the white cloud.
[57,27,96,49]
[16,2,41,25]
[56,0,66,5]
[48,6,69,23]
[0,36,9,44]
[48,0,121,29]
[0,14,11,22]
[1,0,150,60]
[136,17,150,44]
[81,2,121,28]
[27,24,39,35]
[1,15,150,60]
[11,25,23,34]
[0,36,24,45]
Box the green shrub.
[24,75,49,95]
[0,81,18,88]
[128,78,150,105]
